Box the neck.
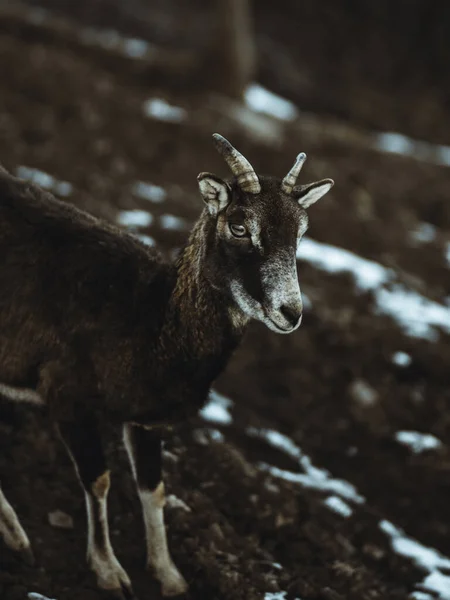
[166,212,246,357]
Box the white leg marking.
[0,485,32,553]
[123,425,187,597]
[0,383,44,405]
[139,484,187,597]
[85,475,132,593]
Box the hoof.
[160,571,188,597]
[89,550,135,600]
[147,559,188,597]
[105,583,137,600]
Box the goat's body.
[0,172,240,425]
[0,168,243,597]
[0,136,333,598]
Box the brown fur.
[0,140,332,596]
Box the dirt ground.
[0,3,449,600]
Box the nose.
[280,305,303,328]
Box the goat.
[0,134,333,598]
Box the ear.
[197,172,231,216]
[294,178,334,209]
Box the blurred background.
[0,2,449,599]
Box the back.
[0,170,170,388]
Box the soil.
[13,0,450,144]
[0,3,449,600]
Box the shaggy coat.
[0,170,241,425]
[0,135,333,598]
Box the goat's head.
[197,134,333,334]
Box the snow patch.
[411,223,437,244]
[122,38,150,59]
[395,431,442,454]
[144,98,187,123]
[117,210,153,228]
[17,166,73,197]
[376,286,450,340]
[247,428,365,505]
[159,214,189,231]
[200,390,233,425]
[411,593,436,600]
[297,237,450,340]
[375,132,450,167]
[245,84,298,122]
[264,593,302,600]
[192,428,224,445]
[81,27,151,59]
[135,234,156,246]
[23,6,152,60]
[297,238,391,290]
[381,519,450,599]
[392,351,412,367]
[323,495,353,517]
[132,181,166,203]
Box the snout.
[280,305,303,329]
[265,302,303,334]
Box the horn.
[281,152,307,194]
[212,133,261,194]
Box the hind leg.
[0,483,34,564]
[58,415,135,599]
[123,423,187,597]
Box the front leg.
[123,423,187,597]
[58,415,134,599]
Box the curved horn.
[212,133,261,194]
[281,152,307,194]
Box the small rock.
[321,587,344,600]
[162,450,179,463]
[215,550,239,564]
[210,522,225,541]
[363,543,385,560]
[348,378,387,432]
[264,481,280,494]
[192,428,224,445]
[166,495,191,512]
[335,533,356,556]
[275,513,294,528]
[224,445,256,478]
[411,386,425,404]
[353,186,374,221]
[48,510,74,530]
[332,561,357,578]
[349,379,378,406]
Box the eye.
[229,223,247,237]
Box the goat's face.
[198,136,333,334]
